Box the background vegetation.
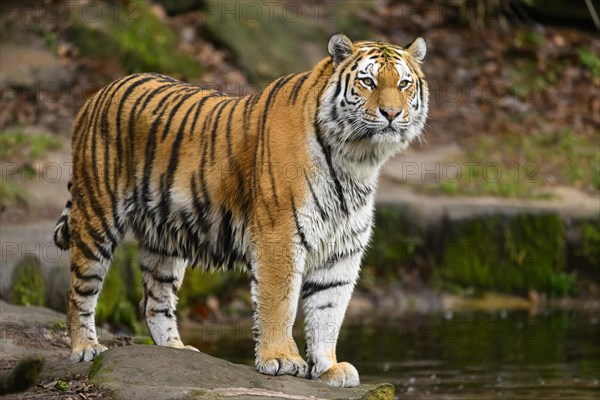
[0,0,598,332]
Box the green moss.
[362,206,424,288]
[361,383,395,400]
[48,320,67,332]
[132,336,154,345]
[575,219,600,283]
[10,256,45,307]
[67,0,201,79]
[436,213,572,296]
[580,221,600,264]
[88,351,106,380]
[96,243,142,333]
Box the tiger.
[53,33,428,387]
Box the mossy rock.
[90,345,394,400]
[66,0,201,80]
[10,256,45,307]
[568,215,600,284]
[363,205,426,287]
[436,212,572,296]
[203,1,375,85]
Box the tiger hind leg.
[138,247,197,351]
[68,210,120,362]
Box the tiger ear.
[328,34,354,66]
[406,37,426,63]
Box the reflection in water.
[183,310,600,398]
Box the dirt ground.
[0,301,110,399]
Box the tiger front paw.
[164,338,200,352]
[256,352,308,378]
[316,362,360,387]
[70,342,107,362]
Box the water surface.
[184,309,600,399]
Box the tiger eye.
[362,77,374,88]
[399,79,410,89]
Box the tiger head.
[319,34,429,163]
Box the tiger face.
[320,34,428,161]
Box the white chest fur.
[297,135,377,274]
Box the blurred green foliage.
[0,181,30,207]
[96,243,142,332]
[96,242,248,332]
[578,48,600,78]
[10,256,46,307]
[578,221,600,274]
[0,130,62,161]
[179,268,248,311]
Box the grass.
[427,129,600,198]
[0,129,63,206]
[0,130,63,161]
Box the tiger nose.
[379,108,401,122]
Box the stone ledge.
[90,346,394,400]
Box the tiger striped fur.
[53,34,428,387]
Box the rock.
[0,356,44,395]
[0,42,72,88]
[90,346,394,400]
[8,256,45,307]
[0,302,393,399]
[0,299,64,326]
[0,220,70,309]
[0,301,82,379]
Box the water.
[183,310,600,399]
